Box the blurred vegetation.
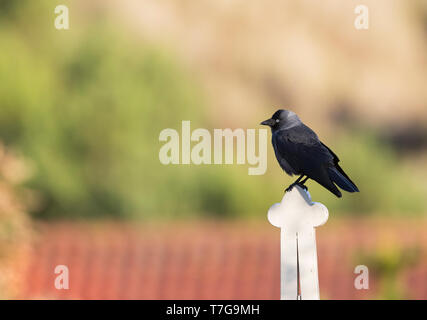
[355,242,420,299]
[0,142,32,298]
[307,131,427,216]
[0,1,426,219]
[0,1,205,218]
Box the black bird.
[261,109,359,197]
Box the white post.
[267,185,328,300]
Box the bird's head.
[260,109,300,130]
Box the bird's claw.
[285,184,295,193]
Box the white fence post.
[267,185,328,300]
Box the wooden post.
[267,185,328,300]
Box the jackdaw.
[261,109,359,197]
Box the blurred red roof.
[19,219,427,299]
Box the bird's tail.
[328,166,359,193]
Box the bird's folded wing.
[272,135,296,175]
[273,125,334,172]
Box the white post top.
[268,185,329,232]
[267,185,329,300]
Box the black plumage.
[261,109,359,197]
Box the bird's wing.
[321,141,359,192]
[273,124,334,174]
[274,125,344,196]
[276,125,359,196]
[272,134,296,175]
[320,142,340,162]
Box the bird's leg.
[285,175,305,193]
[297,176,309,191]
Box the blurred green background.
[1,0,427,300]
[1,0,426,220]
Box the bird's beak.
[260,118,275,126]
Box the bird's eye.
[276,119,280,123]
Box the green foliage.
[355,244,420,299]
[0,2,426,219]
[0,2,205,218]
